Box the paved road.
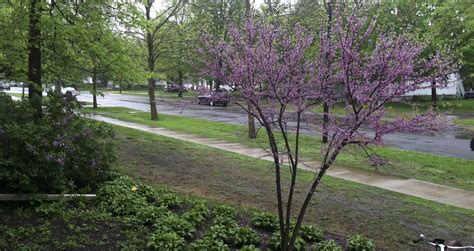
[73,92,474,160]
[8,87,470,160]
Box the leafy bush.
[214,205,236,219]
[147,231,185,250]
[96,176,148,216]
[155,192,181,208]
[313,240,342,251]
[135,205,170,225]
[348,235,375,251]
[190,238,229,250]
[154,213,196,239]
[300,225,324,243]
[182,202,209,226]
[0,93,116,193]
[205,223,237,243]
[250,212,279,231]
[267,232,306,251]
[233,227,261,247]
[240,245,261,251]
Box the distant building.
[403,73,465,98]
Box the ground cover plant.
[0,174,355,250]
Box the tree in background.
[198,7,452,250]
[0,0,142,109]
[189,0,258,138]
[377,1,472,106]
[123,0,185,120]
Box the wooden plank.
[0,194,96,201]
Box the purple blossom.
[56,157,65,166]
[197,14,453,249]
[52,140,62,147]
[46,154,54,161]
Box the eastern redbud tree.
[197,9,452,250]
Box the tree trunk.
[431,81,437,108]
[146,3,159,120]
[178,69,184,98]
[322,0,333,144]
[55,81,61,96]
[92,70,97,109]
[247,103,257,139]
[27,0,42,115]
[244,0,257,140]
[148,77,158,120]
[322,102,329,143]
[145,1,158,120]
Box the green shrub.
[136,184,159,203]
[240,245,261,251]
[250,212,279,231]
[267,232,306,251]
[300,225,324,243]
[182,203,209,226]
[233,227,261,247]
[214,205,236,219]
[147,231,185,250]
[155,192,181,208]
[154,214,195,239]
[190,238,229,250]
[205,223,237,242]
[0,93,116,193]
[135,205,170,225]
[96,176,148,216]
[348,235,375,251]
[313,240,342,251]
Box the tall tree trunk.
[55,81,61,96]
[146,4,158,120]
[247,104,257,139]
[245,0,257,139]
[92,70,97,109]
[178,69,184,98]
[431,81,437,108]
[27,0,42,115]
[322,0,333,144]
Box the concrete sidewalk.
[93,115,474,210]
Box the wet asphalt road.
[76,92,474,160]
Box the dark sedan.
[197,92,230,107]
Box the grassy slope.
[83,107,474,191]
[113,126,474,249]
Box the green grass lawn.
[455,117,474,127]
[5,92,23,98]
[314,100,474,118]
[112,126,474,249]
[82,106,474,191]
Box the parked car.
[46,86,80,96]
[197,91,230,107]
[9,81,24,87]
[0,82,10,91]
[166,83,187,93]
[464,91,474,99]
